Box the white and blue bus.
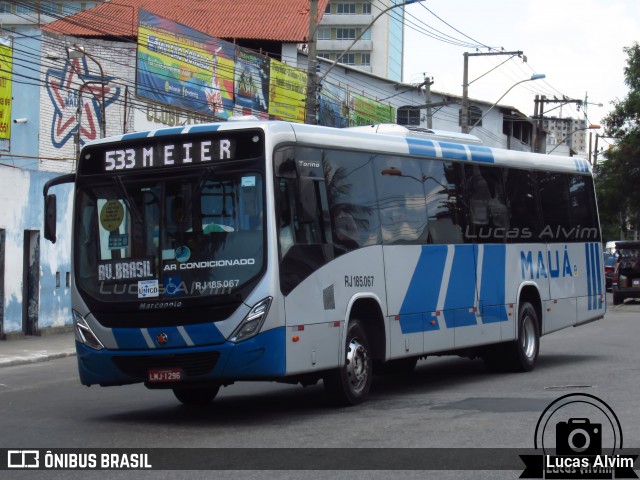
[43,120,605,406]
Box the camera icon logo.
[555,418,602,456]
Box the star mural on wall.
[46,57,121,149]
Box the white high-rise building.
[317,0,406,82]
[543,117,588,155]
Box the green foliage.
[597,42,640,240]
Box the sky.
[402,0,639,138]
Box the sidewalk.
[0,331,76,368]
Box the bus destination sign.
[103,138,236,172]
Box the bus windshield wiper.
[113,175,143,224]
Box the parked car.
[612,241,640,305]
[605,240,623,255]
[604,254,617,291]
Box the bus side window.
[504,169,540,242]
[422,160,464,244]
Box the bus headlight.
[73,310,104,351]
[229,297,272,343]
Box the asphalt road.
[2,296,639,480]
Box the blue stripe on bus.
[445,245,476,327]
[469,145,495,163]
[595,243,603,309]
[112,328,149,349]
[121,132,152,141]
[399,245,447,333]
[153,127,186,137]
[480,245,508,323]
[406,137,437,158]
[585,243,593,310]
[186,124,220,134]
[439,142,468,161]
[182,323,226,344]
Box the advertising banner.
[234,48,269,114]
[268,59,307,123]
[0,36,13,140]
[136,9,234,118]
[318,83,348,128]
[350,92,395,126]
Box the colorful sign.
[350,92,395,126]
[0,36,13,140]
[318,83,348,128]
[45,57,120,149]
[136,9,234,118]
[234,48,269,113]
[268,59,307,122]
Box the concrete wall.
[0,165,73,335]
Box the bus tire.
[173,385,220,405]
[324,319,372,406]
[613,291,624,305]
[508,301,539,372]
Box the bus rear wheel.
[483,301,539,372]
[173,385,220,405]
[324,319,372,406]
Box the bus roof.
[85,120,592,176]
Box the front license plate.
[148,368,183,383]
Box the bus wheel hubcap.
[346,338,369,393]
[522,315,536,360]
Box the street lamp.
[547,124,600,155]
[305,0,425,124]
[67,44,106,139]
[468,74,545,132]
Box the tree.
[596,42,640,240]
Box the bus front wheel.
[324,319,373,406]
[173,385,220,405]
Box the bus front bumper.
[75,327,286,387]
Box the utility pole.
[461,50,524,133]
[423,75,434,128]
[305,0,318,125]
[533,96,583,153]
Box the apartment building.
[317,0,405,81]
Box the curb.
[0,350,77,368]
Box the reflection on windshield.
[76,172,264,303]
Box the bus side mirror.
[298,178,318,223]
[44,194,57,243]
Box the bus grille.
[112,351,221,379]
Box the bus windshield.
[75,170,264,303]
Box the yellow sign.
[100,200,125,232]
[0,36,13,140]
[268,58,307,122]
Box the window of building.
[360,29,371,40]
[360,53,371,66]
[336,3,356,14]
[318,27,331,40]
[337,28,356,40]
[396,107,420,126]
[0,2,12,13]
[362,2,372,14]
[342,53,355,65]
[459,105,483,128]
[317,52,331,60]
[325,3,331,14]
[17,3,32,13]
